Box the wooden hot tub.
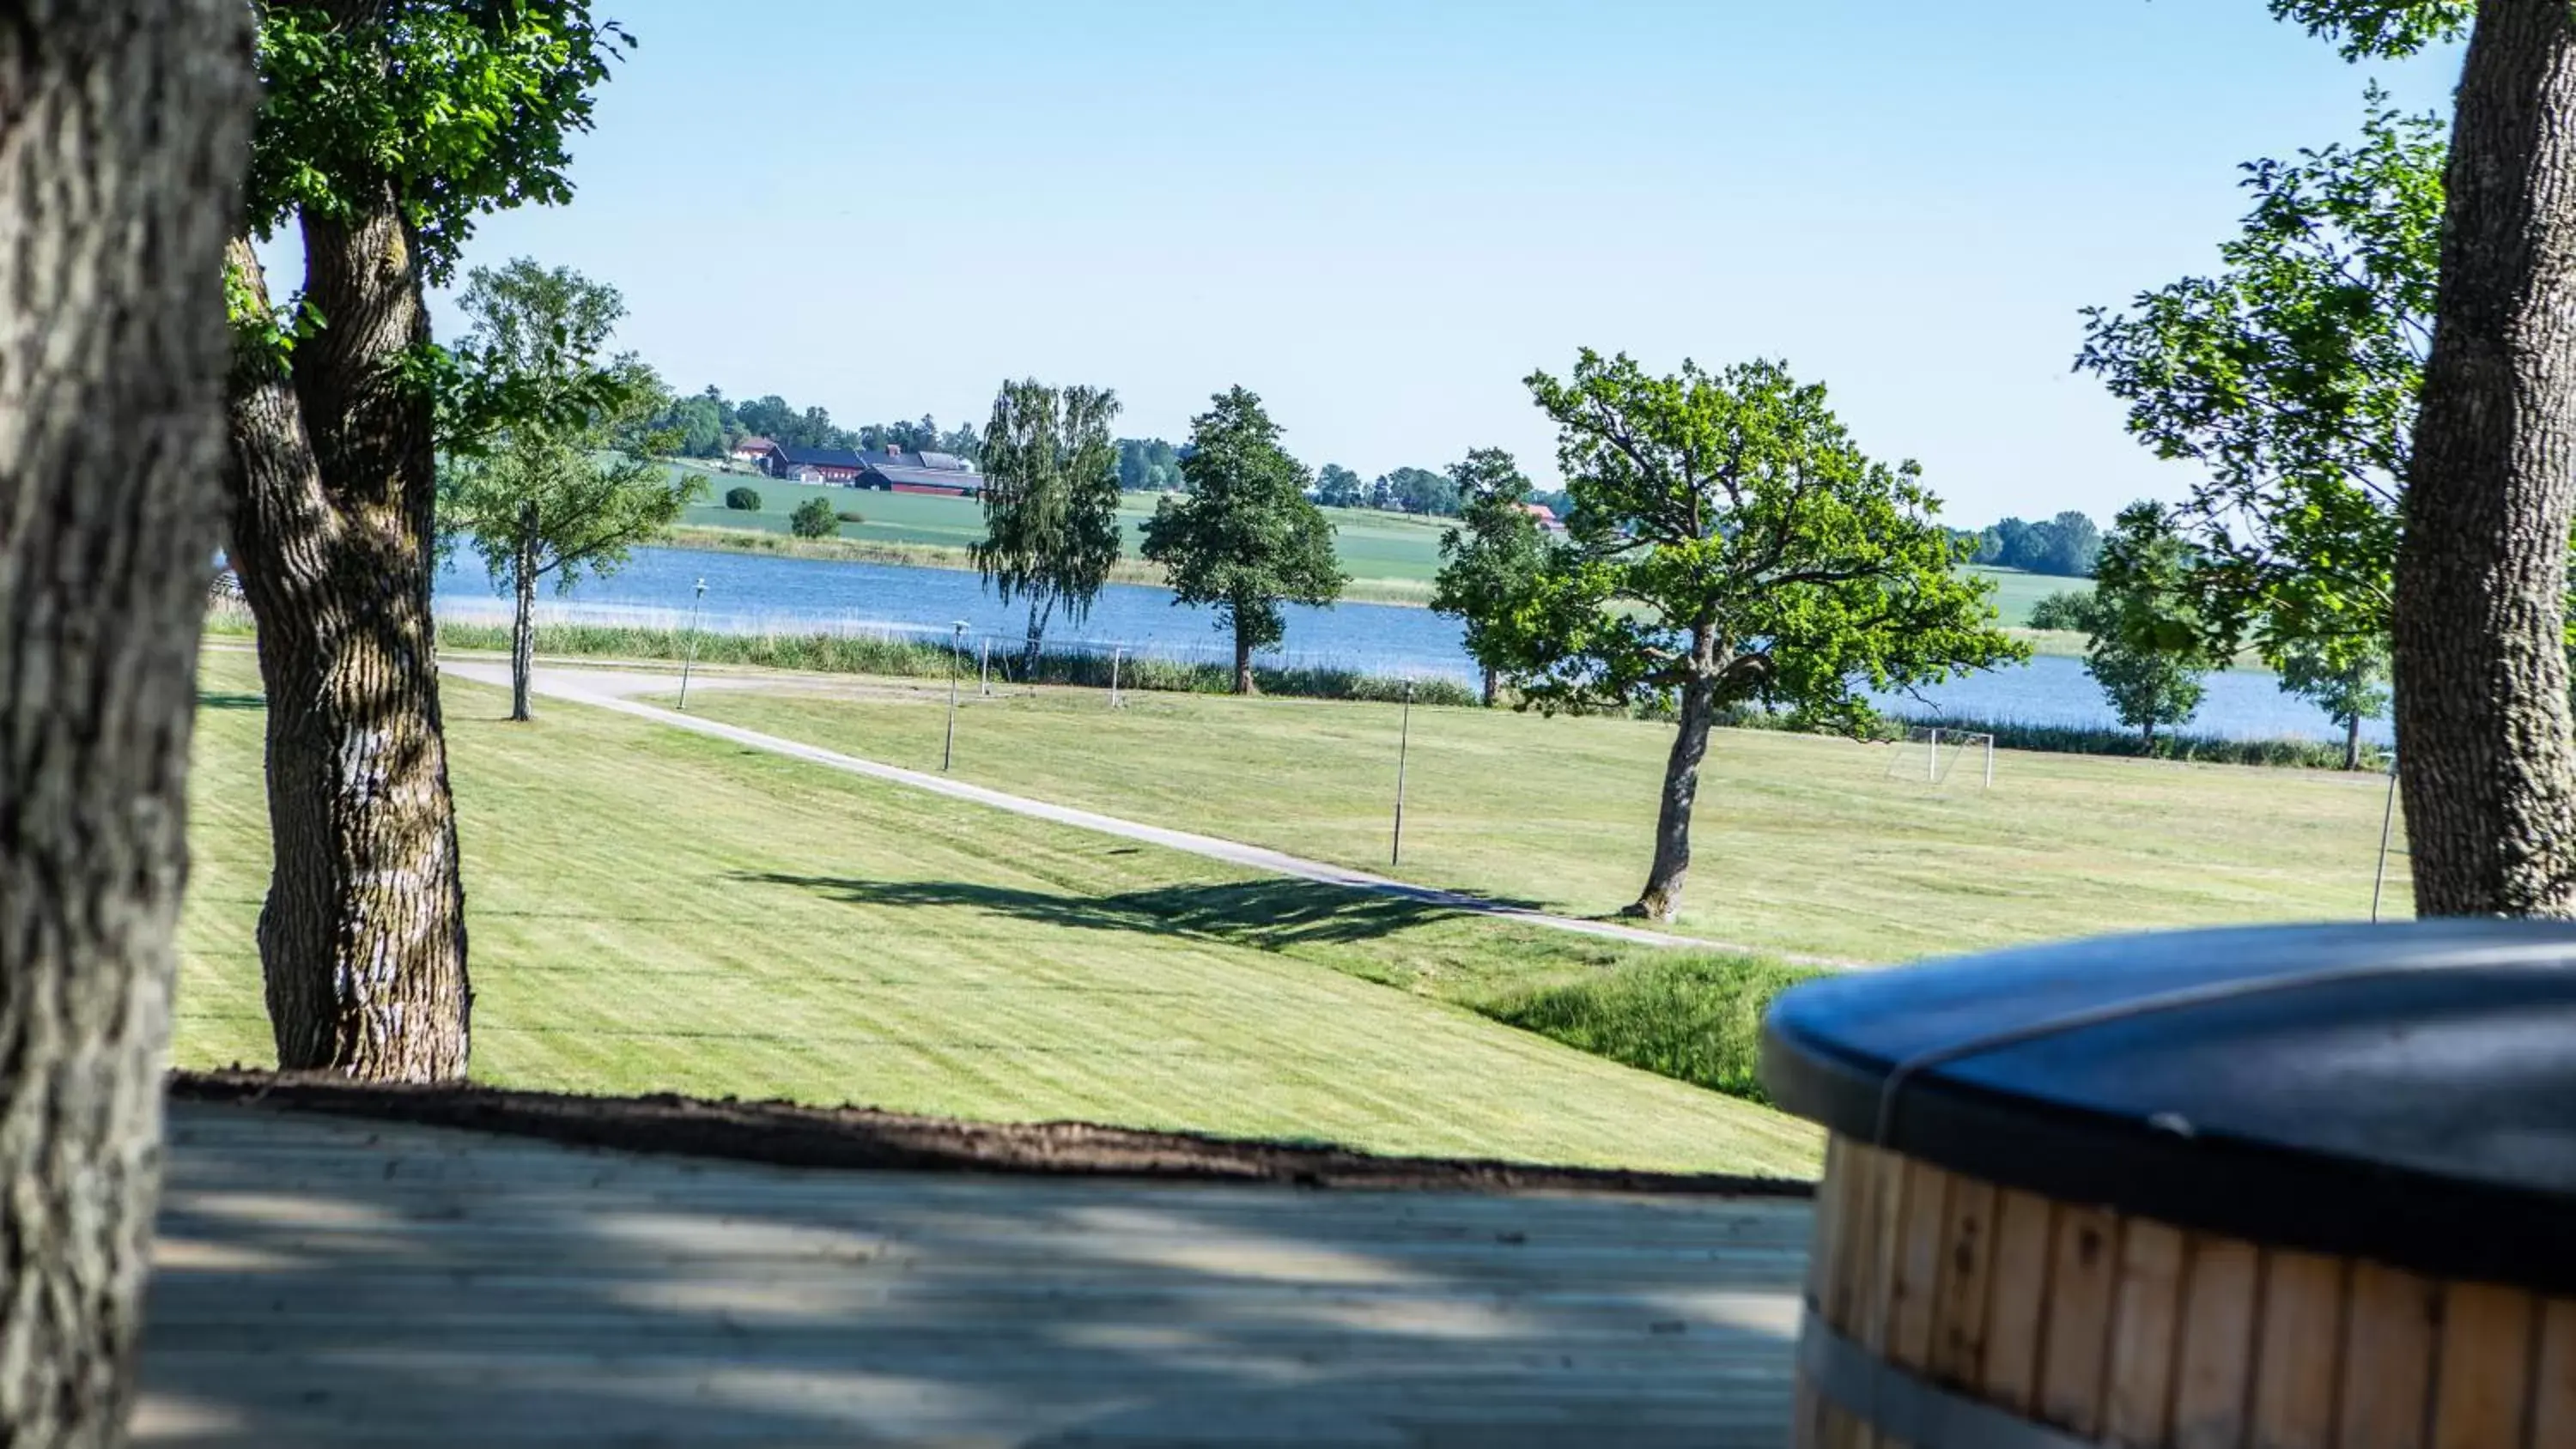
[1759,920,2576,1449]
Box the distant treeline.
[1954,511,2102,578]
[647,385,987,461]
[652,384,1573,521]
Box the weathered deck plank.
[137,1102,1808,1446]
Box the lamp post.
[677,577,708,711]
[943,620,968,771]
[1391,680,1415,866]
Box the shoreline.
[661,524,1439,609]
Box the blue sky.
[424,1,2464,523]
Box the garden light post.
[944,620,968,772]
[677,577,708,712]
[1391,681,1414,866]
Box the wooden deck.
[135,1103,1810,1446]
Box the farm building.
[749,443,867,484]
[729,435,778,464]
[739,440,984,495]
[860,449,982,496]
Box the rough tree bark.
[225,197,472,1079]
[1629,626,1723,922]
[0,3,252,1440]
[2393,0,2576,918]
[1630,676,1716,922]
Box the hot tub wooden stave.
[1798,1134,2576,1449]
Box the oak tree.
[0,2,253,1437]
[1492,352,2021,922]
[226,2,630,1079]
[1141,388,1347,694]
[2275,0,2576,915]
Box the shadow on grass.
[735,872,1543,951]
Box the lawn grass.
[1968,565,2092,627]
[179,649,1820,1176]
[1479,956,1826,1106]
[666,671,2414,963]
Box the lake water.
[435,545,2387,745]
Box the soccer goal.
[1883,725,1995,788]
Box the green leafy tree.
[441,263,697,721]
[2026,589,2097,633]
[1141,387,1346,694]
[2276,633,2391,770]
[1431,448,1549,706]
[1314,463,1366,507]
[2082,505,2228,752]
[2078,94,2438,664]
[724,486,762,511]
[648,391,725,456]
[223,1,632,1081]
[1116,437,1185,491]
[789,494,840,539]
[1378,465,1461,516]
[973,379,1125,669]
[1491,351,2023,922]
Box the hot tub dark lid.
[1760,920,2576,1293]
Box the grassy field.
[1966,565,2090,627]
[179,649,1819,1175]
[668,672,2412,964]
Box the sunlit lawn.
[179,649,1820,1177]
[671,672,2410,964]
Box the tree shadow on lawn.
[194,691,265,711]
[734,873,1544,953]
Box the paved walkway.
[441,658,1834,960]
[138,1101,1811,1446]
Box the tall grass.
[1476,955,1825,1106]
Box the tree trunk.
[1627,673,1716,922]
[2142,718,2156,754]
[222,197,472,1080]
[2344,712,2366,773]
[1481,665,1499,708]
[1024,591,1055,675]
[1234,626,1258,696]
[512,507,538,723]
[0,3,252,1440]
[2394,0,2576,918]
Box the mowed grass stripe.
[178,651,1820,1176]
[665,676,2408,963]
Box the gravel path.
[441,658,1845,962]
